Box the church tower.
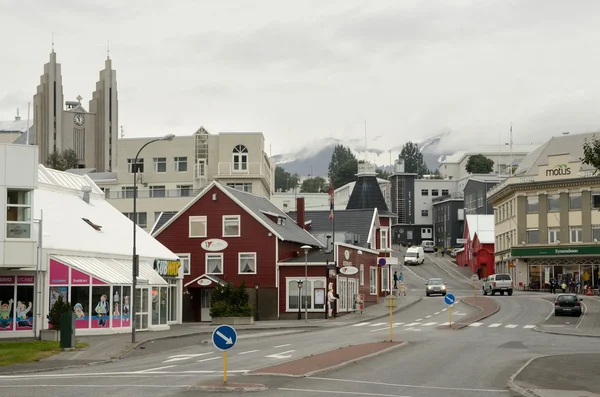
[33,49,64,166]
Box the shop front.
[512,246,600,292]
[0,274,36,336]
[152,258,182,326]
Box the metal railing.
[432,192,464,203]
[218,161,271,179]
[106,188,202,200]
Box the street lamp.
[297,280,303,320]
[131,133,175,344]
[301,245,311,322]
[254,282,260,321]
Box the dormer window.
[232,145,248,172]
[277,217,286,226]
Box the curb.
[0,358,117,376]
[532,326,600,338]
[506,356,544,397]
[190,383,268,392]
[451,297,500,330]
[246,341,407,378]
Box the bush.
[47,296,72,330]
[210,282,252,317]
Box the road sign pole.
[448,305,452,327]
[223,350,227,384]
[473,276,477,298]
[389,298,393,342]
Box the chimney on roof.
[81,185,92,204]
[296,197,306,230]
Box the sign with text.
[545,164,571,177]
[153,259,181,277]
[201,238,228,252]
[339,266,359,276]
[512,245,600,257]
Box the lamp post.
[301,245,311,322]
[254,282,259,321]
[297,280,303,320]
[355,250,362,313]
[131,133,175,344]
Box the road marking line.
[415,318,423,321]
[273,344,291,348]
[505,324,518,328]
[439,322,450,326]
[0,385,190,389]
[425,315,432,318]
[238,350,259,355]
[279,387,411,396]
[576,302,587,329]
[352,322,371,327]
[136,365,176,373]
[404,322,421,327]
[266,350,295,359]
[488,323,502,327]
[306,376,510,393]
[183,370,249,374]
[392,322,404,326]
[523,325,535,329]
[441,308,447,311]
[368,322,387,327]
[422,322,437,326]
[196,357,220,363]
[468,322,483,327]
[163,352,212,363]
[434,312,440,315]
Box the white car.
[482,273,514,296]
[404,246,425,265]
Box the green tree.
[47,295,72,330]
[399,142,429,177]
[581,135,600,174]
[210,281,252,318]
[301,176,327,193]
[46,148,79,171]
[274,166,300,192]
[328,144,358,189]
[430,169,444,179]
[465,154,495,174]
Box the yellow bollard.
[223,351,227,385]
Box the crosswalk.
[352,320,537,331]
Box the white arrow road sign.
[265,350,295,359]
[163,352,213,363]
[216,330,234,345]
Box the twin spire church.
[32,48,119,172]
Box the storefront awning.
[51,255,168,286]
[184,274,228,288]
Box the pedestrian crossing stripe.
[352,321,538,330]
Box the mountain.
[273,131,454,177]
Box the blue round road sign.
[212,325,237,351]
[378,258,387,266]
[444,293,456,306]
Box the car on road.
[482,273,513,296]
[404,246,424,265]
[425,278,447,296]
[422,240,435,253]
[450,247,463,257]
[554,294,583,317]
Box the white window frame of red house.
[285,277,327,312]
[188,216,207,238]
[222,215,241,237]
[381,266,390,292]
[205,253,224,275]
[238,252,257,274]
[177,253,191,276]
[380,228,389,249]
[369,267,377,295]
[359,264,365,286]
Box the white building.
[413,179,460,228]
[0,143,182,338]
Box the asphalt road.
[1,259,599,396]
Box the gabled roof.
[465,214,494,240]
[153,181,324,247]
[184,273,228,288]
[475,231,495,244]
[346,174,392,215]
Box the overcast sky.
[2,0,600,156]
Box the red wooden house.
[152,181,323,322]
[456,214,495,278]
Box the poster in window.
[0,284,15,331]
[91,286,110,329]
[121,286,131,327]
[314,288,325,306]
[15,286,34,331]
[49,287,68,310]
[71,286,90,329]
[112,287,122,327]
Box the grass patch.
[0,341,89,367]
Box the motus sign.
[546,164,571,177]
[154,259,181,277]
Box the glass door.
[339,279,347,312]
[348,279,357,312]
[135,287,149,330]
[200,289,212,322]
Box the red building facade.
[456,215,495,278]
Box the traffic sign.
[472,252,477,257]
[212,325,237,351]
[444,293,456,306]
[384,295,398,308]
[471,274,479,281]
[378,258,387,266]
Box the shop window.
[49,287,68,311]
[288,279,301,310]
[177,254,191,275]
[206,253,223,275]
[527,196,539,213]
[168,280,177,323]
[569,193,582,210]
[222,215,241,237]
[0,282,15,331]
[238,253,257,274]
[370,267,377,295]
[547,194,560,212]
[152,287,169,326]
[112,286,123,328]
[526,229,539,244]
[6,189,32,238]
[528,265,541,290]
[570,227,582,243]
[122,286,131,327]
[285,278,325,311]
[91,286,111,329]
[548,228,560,244]
[15,286,34,331]
[71,286,89,328]
[189,216,207,238]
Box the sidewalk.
[0,295,421,375]
[508,354,600,397]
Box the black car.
[554,294,583,317]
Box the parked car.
[450,247,463,257]
[425,278,447,296]
[554,294,583,317]
[404,246,425,266]
[422,240,435,253]
[482,273,514,296]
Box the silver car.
[426,278,447,296]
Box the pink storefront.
[0,275,36,334]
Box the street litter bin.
[60,312,76,349]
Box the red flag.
[329,178,334,220]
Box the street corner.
[450,297,499,330]
[247,341,406,377]
[185,380,268,393]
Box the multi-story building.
[432,193,465,248]
[464,175,505,215]
[488,132,600,291]
[80,127,274,232]
[31,50,118,172]
[1,111,33,144]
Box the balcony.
[432,192,464,203]
[217,161,271,180]
[106,188,202,200]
